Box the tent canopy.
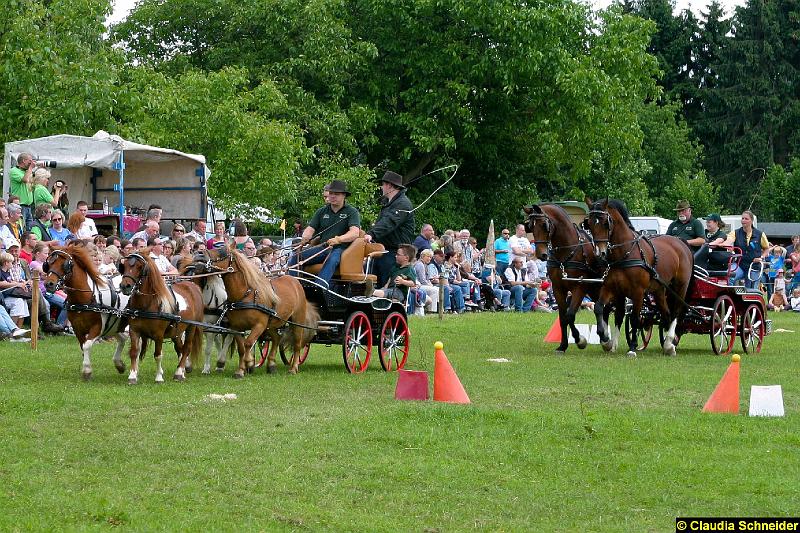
[3,131,210,220]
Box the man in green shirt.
[289,180,361,287]
[667,199,705,252]
[9,152,36,230]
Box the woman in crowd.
[170,238,193,268]
[0,250,31,328]
[206,221,227,249]
[32,168,65,208]
[48,209,74,245]
[413,249,441,314]
[67,210,85,239]
[231,219,250,251]
[50,179,70,213]
[119,240,134,258]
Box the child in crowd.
[769,268,789,311]
[373,244,417,302]
[791,288,800,312]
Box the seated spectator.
[106,235,121,248]
[19,231,37,262]
[460,260,483,308]
[243,240,262,269]
[131,220,160,244]
[1,240,64,333]
[414,249,441,314]
[485,268,511,311]
[0,302,30,342]
[148,237,178,274]
[0,207,15,249]
[171,238,193,268]
[67,210,85,239]
[207,221,227,249]
[162,239,176,265]
[119,240,134,257]
[5,203,24,243]
[0,249,30,328]
[29,243,68,326]
[170,223,186,242]
[373,244,417,302]
[763,245,786,300]
[769,269,789,311]
[30,204,59,246]
[185,220,206,242]
[443,251,467,312]
[48,209,74,245]
[581,295,595,311]
[100,245,121,278]
[791,287,800,312]
[93,234,107,253]
[231,220,250,251]
[505,257,537,312]
[132,237,147,252]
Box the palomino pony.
[118,252,204,384]
[43,241,129,381]
[584,199,693,357]
[523,203,616,353]
[200,246,318,377]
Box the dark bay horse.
[524,204,616,353]
[118,252,204,384]
[201,246,318,377]
[43,241,128,380]
[584,199,693,356]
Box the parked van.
[629,216,672,235]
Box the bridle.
[44,250,76,292]
[120,253,151,295]
[585,209,614,248]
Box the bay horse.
[43,241,129,381]
[584,199,693,357]
[523,203,617,353]
[118,252,204,384]
[199,245,318,377]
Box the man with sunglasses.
[494,228,512,280]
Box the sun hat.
[326,179,351,196]
[380,171,405,189]
[674,199,691,211]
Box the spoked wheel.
[379,312,410,371]
[255,338,271,368]
[710,295,737,355]
[740,303,765,354]
[624,314,653,351]
[280,344,310,366]
[342,311,372,373]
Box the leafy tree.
[754,160,800,222]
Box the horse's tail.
[281,301,319,356]
[189,325,204,368]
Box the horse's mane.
[65,241,107,288]
[137,252,173,311]
[593,199,636,232]
[231,249,279,306]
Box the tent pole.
[115,152,125,235]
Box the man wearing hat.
[289,180,361,287]
[667,200,705,251]
[364,171,415,287]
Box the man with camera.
[9,152,46,231]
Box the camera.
[37,160,57,168]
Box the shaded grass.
[0,309,798,531]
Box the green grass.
[1,310,798,531]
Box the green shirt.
[667,218,704,250]
[307,203,361,248]
[9,166,33,205]
[387,263,416,300]
[33,184,54,207]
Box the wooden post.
[31,272,39,350]
[438,277,445,320]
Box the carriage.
[255,236,410,374]
[624,261,771,356]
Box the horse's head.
[202,244,235,274]
[523,204,551,261]
[584,199,612,259]
[118,253,149,296]
[43,249,73,293]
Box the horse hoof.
[128,378,138,385]
[173,374,186,382]
[114,361,126,374]
[288,368,298,375]
[626,350,637,358]
[664,345,676,357]
[246,365,254,375]
[267,364,278,375]
[202,369,211,375]
[576,337,588,349]
[233,372,244,380]
[82,371,92,381]
[216,361,225,369]
[554,349,566,356]
[215,367,225,374]
[185,366,193,374]
[601,340,613,352]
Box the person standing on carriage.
[728,210,770,289]
[289,179,361,288]
[667,200,705,251]
[693,213,734,273]
[364,171,415,287]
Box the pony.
[43,241,129,381]
[199,245,318,377]
[523,203,618,353]
[584,199,693,356]
[118,252,204,384]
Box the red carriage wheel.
[624,313,653,351]
[342,311,372,373]
[379,312,410,371]
[710,295,737,355]
[280,344,310,366]
[740,303,764,354]
[256,338,271,368]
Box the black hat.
[326,179,351,196]
[380,171,406,189]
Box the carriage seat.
[304,235,384,282]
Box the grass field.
[1,309,798,532]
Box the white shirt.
[0,224,14,249]
[508,235,533,263]
[150,252,173,273]
[76,218,98,239]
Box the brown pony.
[118,252,204,384]
[523,203,618,353]
[201,245,318,377]
[584,199,693,357]
[43,241,128,380]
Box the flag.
[279,219,286,231]
[484,219,495,269]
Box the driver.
[667,200,705,251]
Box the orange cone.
[544,317,562,343]
[702,354,741,414]
[433,341,470,404]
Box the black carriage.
[624,262,771,355]
[256,237,410,373]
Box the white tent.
[3,131,210,224]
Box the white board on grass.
[748,385,784,417]
[574,324,602,345]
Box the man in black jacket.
[365,171,416,287]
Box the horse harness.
[528,212,603,280]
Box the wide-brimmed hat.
[674,199,692,211]
[326,179,351,196]
[380,171,405,189]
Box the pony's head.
[523,204,551,260]
[43,241,106,293]
[118,253,151,296]
[43,249,74,293]
[205,245,278,305]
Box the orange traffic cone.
[433,341,470,404]
[544,317,561,343]
[394,369,429,401]
[702,354,741,414]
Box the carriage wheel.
[342,311,372,373]
[256,338,271,368]
[279,344,310,366]
[379,312,410,371]
[710,295,737,355]
[740,304,765,354]
[624,314,653,351]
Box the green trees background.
[2,0,798,231]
